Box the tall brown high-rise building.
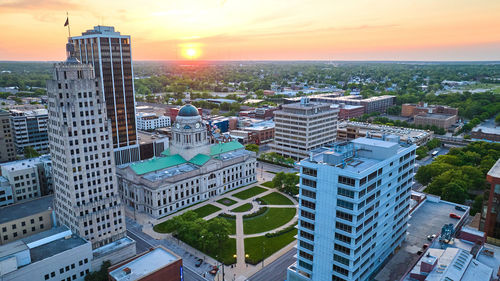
[71,26,139,165]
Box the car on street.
[449,213,461,219]
[195,258,203,267]
[455,205,466,212]
[209,266,219,275]
[427,234,437,241]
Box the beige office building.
[272,98,338,160]
[0,110,16,163]
[0,195,53,245]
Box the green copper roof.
[210,141,244,156]
[189,154,211,166]
[161,148,170,156]
[130,154,186,175]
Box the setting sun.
[180,44,202,60]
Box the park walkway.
[132,166,300,281]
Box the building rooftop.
[0,195,53,225]
[472,126,500,135]
[189,154,211,166]
[415,113,455,119]
[304,137,410,175]
[29,232,87,263]
[374,196,470,281]
[487,159,500,179]
[1,157,45,172]
[130,154,187,175]
[9,108,48,116]
[210,141,244,156]
[109,247,180,281]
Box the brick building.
[414,113,457,129]
[483,159,500,238]
[108,246,182,281]
[401,103,458,117]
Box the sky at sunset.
[0,0,500,61]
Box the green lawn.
[233,186,267,200]
[244,229,298,264]
[210,216,237,235]
[216,197,238,206]
[192,204,221,218]
[153,219,176,233]
[259,192,293,205]
[230,203,253,213]
[243,208,296,234]
[261,181,274,188]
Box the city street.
[248,249,295,281]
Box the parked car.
[455,205,466,212]
[195,258,203,267]
[449,213,461,219]
[427,234,437,241]
[209,266,219,275]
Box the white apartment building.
[1,158,42,203]
[273,98,338,160]
[136,112,171,130]
[46,44,127,249]
[10,108,49,154]
[288,136,416,281]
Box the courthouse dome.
[178,104,199,117]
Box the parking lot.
[374,198,468,281]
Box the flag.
[64,17,69,27]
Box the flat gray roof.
[374,198,469,281]
[0,195,53,225]
[487,159,500,179]
[351,137,399,148]
[30,233,87,263]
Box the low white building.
[117,104,257,219]
[0,226,93,281]
[136,113,171,130]
[0,176,13,207]
[1,158,42,203]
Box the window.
[302,189,316,199]
[338,187,354,198]
[300,230,315,241]
[302,178,317,188]
[333,264,349,276]
[301,199,316,210]
[335,233,351,244]
[300,240,314,251]
[299,250,314,261]
[301,210,315,220]
[299,260,313,271]
[338,176,355,187]
[336,210,353,222]
[334,243,351,255]
[44,274,49,280]
[337,199,353,210]
[300,220,315,231]
[334,254,350,266]
[303,168,317,177]
[335,222,352,233]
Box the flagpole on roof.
[64,12,71,38]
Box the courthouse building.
[116,103,257,219]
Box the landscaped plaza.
[153,180,298,271]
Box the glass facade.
[72,28,137,150]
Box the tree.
[245,144,259,154]
[496,114,500,125]
[282,173,299,195]
[272,172,286,190]
[471,195,483,216]
[85,260,111,281]
[24,146,40,158]
[211,108,220,115]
